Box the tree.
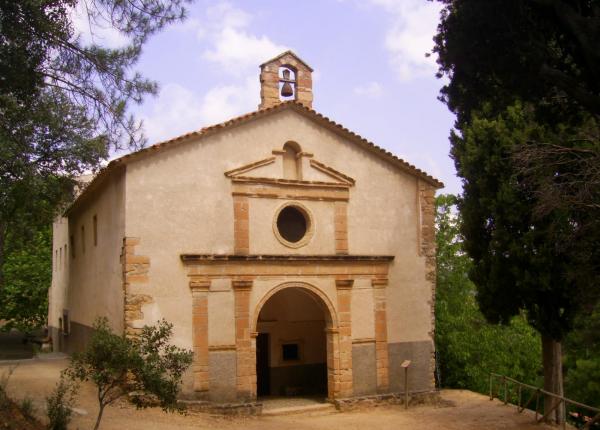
[66,318,193,430]
[0,0,194,327]
[433,1,600,423]
[435,194,541,394]
[0,227,52,332]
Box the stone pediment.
[224,152,355,188]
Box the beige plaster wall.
[351,279,375,340]
[48,217,70,335]
[64,171,126,332]
[123,108,434,352]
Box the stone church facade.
[48,51,442,403]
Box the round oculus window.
[274,203,313,247]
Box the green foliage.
[432,0,600,123]
[0,0,194,332]
[451,103,583,340]
[435,194,542,393]
[0,367,16,411]
[564,304,600,408]
[19,396,35,420]
[65,318,192,430]
[46,375,78,430]
[0,227,51,332]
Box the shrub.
[65,318,192,430]
[46,374,78,430]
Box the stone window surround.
[272,201,314,249]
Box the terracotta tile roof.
[65,101,443,215]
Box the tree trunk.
[542,335,565,424]
[0,220,6,290]
[93,403,105,430]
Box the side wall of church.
[48,170,126,353]
[123,108,435,398]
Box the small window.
[81,225,85,253]
[93,215,98,246]
[282,343,300,361]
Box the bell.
[281,82,294,97]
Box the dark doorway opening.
[256,333,270,396]
[256,287,328,398]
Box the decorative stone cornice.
[335,279,354,290]
[232,279,253,291]
[371,277,389,288]
[189,279,210,292]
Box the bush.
[46,375,78,430]
[20,396,35,420]
[65,318,192,430]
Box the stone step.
[261,402,336,416]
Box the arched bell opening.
[278,65,297,101]
[253,283,338,400]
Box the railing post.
[535,389,540,421]
[401,360,411,410]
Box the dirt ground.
[1,356,563,430]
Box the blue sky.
[75,0,460,194]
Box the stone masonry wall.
[121,237,153,337]
[418,180,437,388]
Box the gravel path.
[1,357,565,430]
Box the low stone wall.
[332,390,440,411]
[179,400,263,416]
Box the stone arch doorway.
[252,282,339,400]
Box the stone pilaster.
[372,278,389,393]
[190,279,210,395]
[335,278,354,397]
[232,279,255,400]
[334,201,349,254]
[326,327,340,400]
[233,196,249,255]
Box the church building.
[48,51,442,404]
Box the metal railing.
[489,373,600,429]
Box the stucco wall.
[50,170,126,351]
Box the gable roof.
[260,50,314,72]
[65,101,443,215]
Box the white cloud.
[142,78,260,143]
[70,2,129,48]
[353,81,383,98]
[141,83,204,143]
[201,2,287,76]
[199,77,260,124]
[141,2,289,143]
[369,0,441,81]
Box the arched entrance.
[253,283,338,399]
